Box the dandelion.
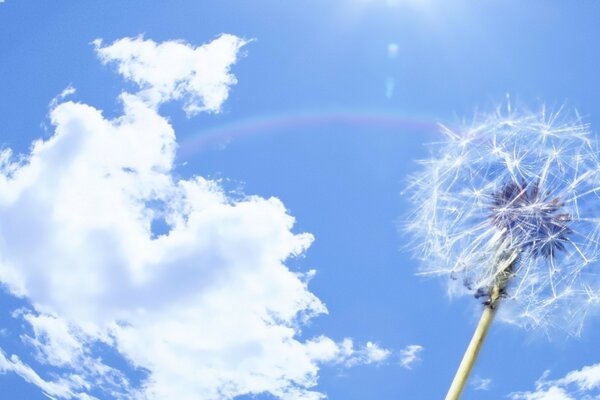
[405,103,600,399]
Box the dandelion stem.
[445,292,498,400]
[445,252,516,400]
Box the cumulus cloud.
[0,35,390,399]
[510,364,600,400]
[399,344,423,369]
[94,34,248,115]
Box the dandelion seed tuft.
[406,104,600,335]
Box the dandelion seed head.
[406,105,600,335]
[490,180,572,258]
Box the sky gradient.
[2,1,600,399]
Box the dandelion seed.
[405,104,600,399]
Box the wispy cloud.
[399,344,423,369]
[0,35,389,400]
[510,364,600,400]
[334,339,390,367]
[472,375,492,391]
[0,349,89,399]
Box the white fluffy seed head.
[406,105,600,335]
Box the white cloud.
[334,339,391,367]
[94,34,248,115]
[21,312,85,367]
[0,35,390,399]
[399,344,423,369]
[510,364,600,400]
[472,375,492,391]
[49,85,76,109]
[0,348,85,399]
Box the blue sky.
[2,1,600,399]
